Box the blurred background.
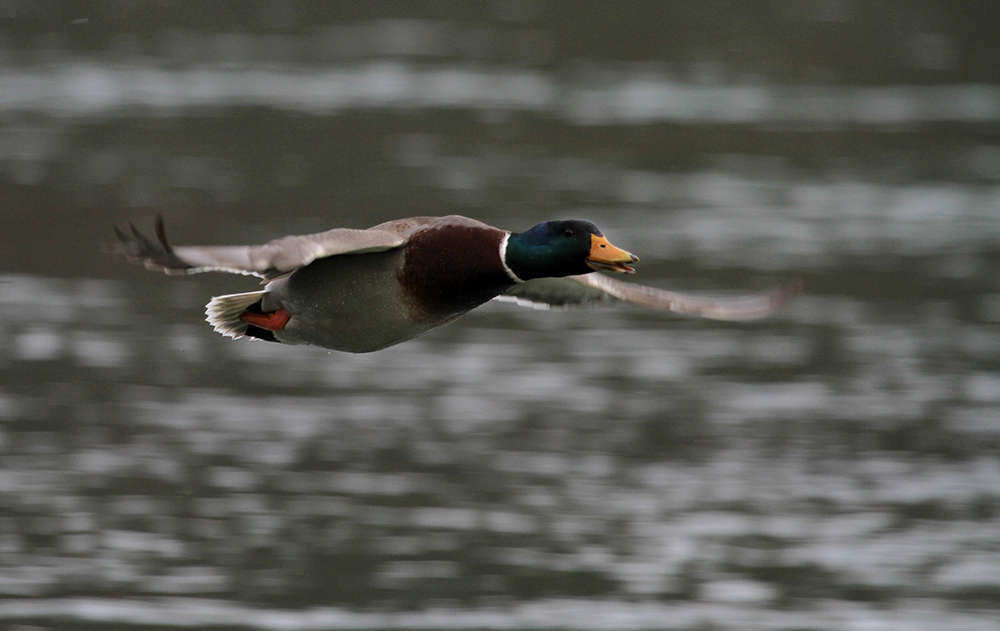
[2,1,1000,629]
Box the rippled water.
[3,3,1000,630]
[4,197,1000,629]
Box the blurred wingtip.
[769,274,804,314]
[154,214,174,254]
[108,216,193,274]
[791,273,804,293]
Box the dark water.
[2,3,1000,630]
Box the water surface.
[2,3,1000,630]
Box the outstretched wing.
[498,273,801,321]
[112,216,424,279]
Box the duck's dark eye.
[563,229,574,238]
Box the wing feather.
[499,273,801,321]
[113,216,421,279]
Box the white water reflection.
[4,51,1000,125]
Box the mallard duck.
[114,215,799,353]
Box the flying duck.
[114,215,799,353]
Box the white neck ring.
[499,233,524,283]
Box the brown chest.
[399,225,516,321]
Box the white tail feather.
[205,291,266,339]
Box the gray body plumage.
[265,249,431,353]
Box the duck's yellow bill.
[586,235,638,274]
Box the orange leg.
[240,308,290,331]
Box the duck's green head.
[505,220,638,281]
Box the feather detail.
[499,273,802,321]
[205,291,266,339]
[113,216,415,279]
